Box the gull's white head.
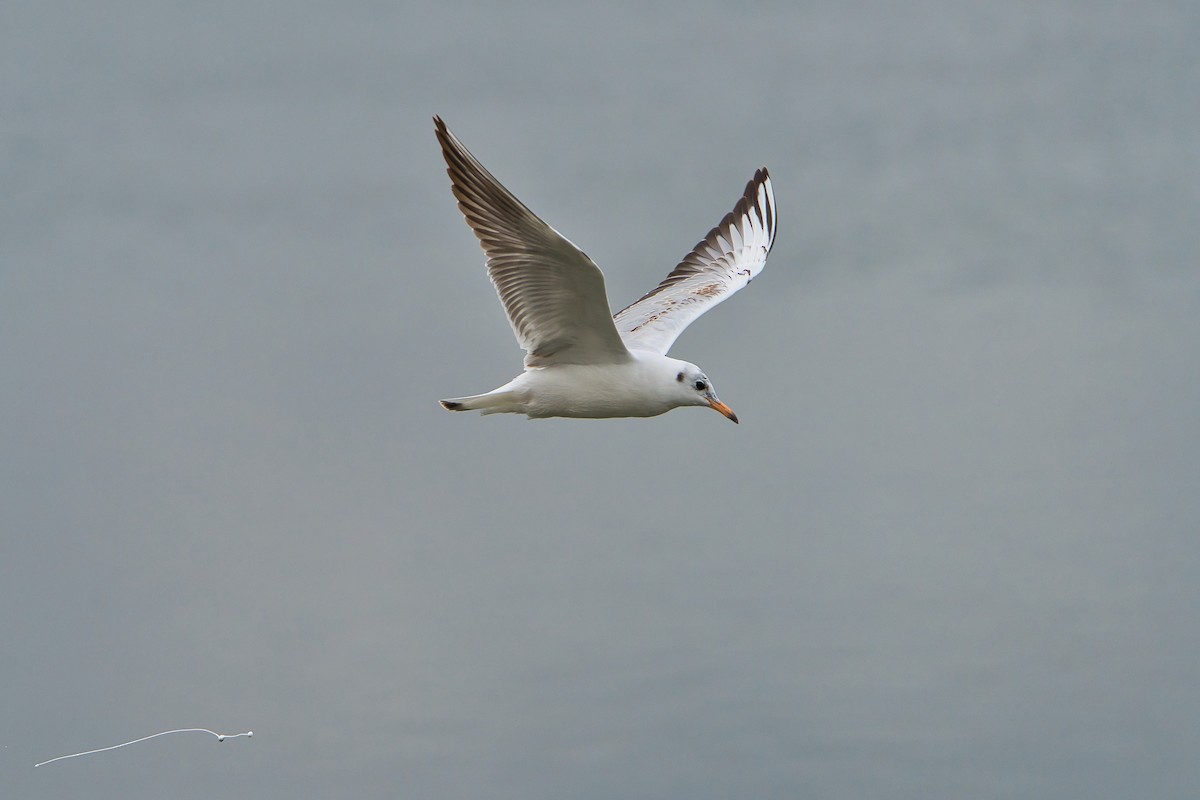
[672,362,738,424]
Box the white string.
[35,728,253,768]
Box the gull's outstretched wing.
[614,168,775,355]
[435,116,631,367]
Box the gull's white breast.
[505,353,684,419]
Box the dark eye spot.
[694,380,706,391]
[676,372,684,382]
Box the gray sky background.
[4,1,1198,798]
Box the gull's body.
[452,352,707,420]
[434,116,776,423]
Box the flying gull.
[434,116,776,423]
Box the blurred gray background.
[4,1,1198,798]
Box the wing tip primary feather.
[616,166,776,315]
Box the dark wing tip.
[433,115,460,163]
[616,166,775,314]
[433,116,474,174]
[748,166,775,247]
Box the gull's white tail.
[439,391,520,415]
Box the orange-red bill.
[709,399,739,424]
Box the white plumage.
[434,116,776,423]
